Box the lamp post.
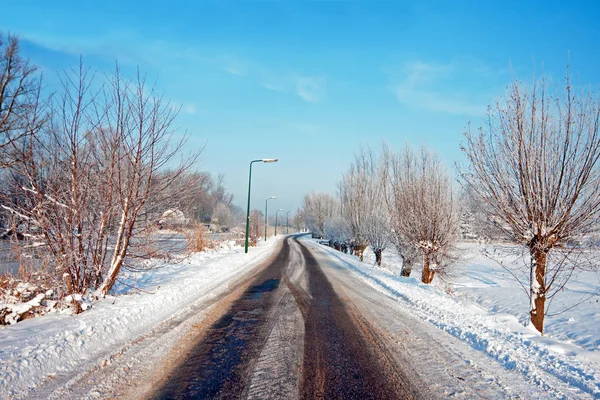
[275,209,284,236]
[265,196,276,241]
[244,158,278,253]
[286,211,292,234]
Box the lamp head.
[262,158,278,163]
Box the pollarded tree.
[381,145,420,277]
[324,217,352,251]
[339,147,379,261]
[292,208,305,232]
[385,144,461,284]
[301,192,338,239]
[364,214,391,266]
[461,74,600,334]
[365,148,392,266]
[390,233,420,277]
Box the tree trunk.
[99,207,131,295]
[374,248,383,266]
[356,244,367,261]
[530,247,548,334]
[421,253,435,284]
[400,262,412,277]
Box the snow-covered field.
[329,240,600,398]
[0,238,279,398]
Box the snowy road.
[152,235,419,399]
[150,235,554,399]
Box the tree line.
[302,70,600,334]
[302,144,460,284]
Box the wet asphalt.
[152,236,419,399]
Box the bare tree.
[168,171,235,224]
[460,74,600,334]
[292,207,305,232]
[249,208,264,246]
[364,215,391,266]
[324,217,352,251]
[384,144,461,284]
[364,149,392,266]
[0,33,45,168]
[301,192,338,239]
[390,233,420,277]
[3,62,199,296]
[381,146,422,277]
[212,202,235,232]
[338,147,377,261]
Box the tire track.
[151,236,423,399]
[296,239,421,400]
[152,240,292,399]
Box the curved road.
[152,235,423,399]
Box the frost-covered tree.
[365,150,392,266]
[365,215,391,266]
[211,202,235,232]
[292,207,305,232]
[249,208,264,246]
[384,144,460,284]
[390,233,420,277]
[339,147,384,261]
[324,217,352,251]
[461,74,600,334]
[174,171,234,224]
[301,192,338,238]
[2,62,199,296]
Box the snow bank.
[306,239,600,399]
[0,238,279,398]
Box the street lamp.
[275,209,284,236]
[286,211,292,234]
[265,196,276,241]
[244,158,278,253]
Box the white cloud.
[393,87,485,116]
[295,77,325,103]
[262,82,286,92]
[261,75,326,103]
[224,59,245,76]
[217,55,326,103]
[183,104,198,115]
[391,61,486,116]
[225,66,242,76]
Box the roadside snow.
[305,239,600,399]
[0,238,279,398]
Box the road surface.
[34,235,545,399]
[152,235,422,399]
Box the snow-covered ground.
[2,236,599,399]
[323,239,600,398]
[0,238,279,399]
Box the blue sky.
[2,0,600,214]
